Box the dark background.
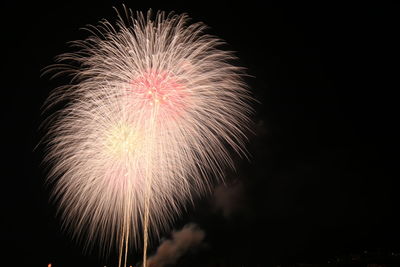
[2,1,398,267]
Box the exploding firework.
[42,6,252,267]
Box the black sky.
[2,1,398,267]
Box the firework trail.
[42,6,252,267]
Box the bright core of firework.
[105,123,141,156]
[42,7,253,265]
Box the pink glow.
[129,69,188,119]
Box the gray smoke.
[147,224,205,267]
[213,180,245,218]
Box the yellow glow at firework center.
[105,123,142,156]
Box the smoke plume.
[147,224,205,267]
[213,180,245,218]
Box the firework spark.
[42,6,252,267]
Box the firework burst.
[42,6,252,267]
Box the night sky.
[2,2,398,267]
